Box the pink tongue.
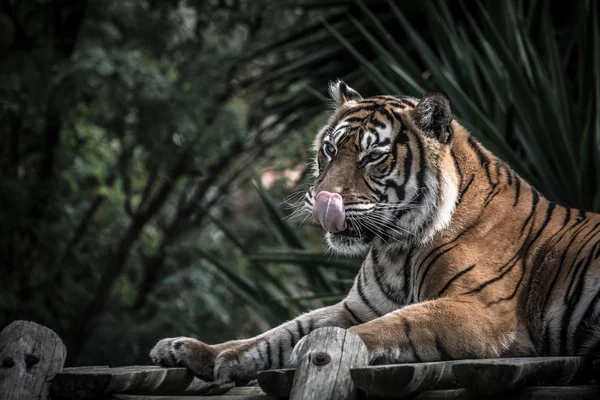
[312,191,347,233]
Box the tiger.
[150,80,600,383]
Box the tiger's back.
[408,125,600,358]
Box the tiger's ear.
[412,91,453,144]
[329,80,363,108]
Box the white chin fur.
[325,232,370,256]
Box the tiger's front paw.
[150,336,219,381]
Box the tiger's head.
[305,81,460,255]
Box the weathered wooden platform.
[2,321,600,400]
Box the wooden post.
[289,327,368,400]
[0,320,67,400]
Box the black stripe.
[505,164,513,186]
[385,179,406,203]
[417,244,459,298]
[563,207,572,226]
[573,285,600,349]
[414,134,426,204]
[265,339,272,369]
[369,115,387,129]
[344,301,364,324]
[560,224,600,353]
[540,215,590,354]
[594,240,600,260]
[402,131,414,187]
[487,260,526,306]
[362,174,384,198]
[520,189,540,235]
[513,177,521,206]
[396,124,409,145]
[284,328,297,349]
[340,104,380,118]
[539,208,579,307]
[357,267,383,316]
[376,106,395,123]
[403,248,415,304]
[467,258,518,295]
[483,185,502,208]
[344,116,364,124]
[564,223,600,302]
[378,138,391,147]
[296,320,305,338]
[278,340,284,368]
[460,174,475,199]
[467,135,493,185]
[372,249,404,305]
[438,264,476,296]
[526,201,557,252]
[542,218,592,353]
[489,202,557,305]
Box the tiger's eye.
[361,151,387,167]
[324,143,336,156]
[368,151,385,161]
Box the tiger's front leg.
[349,297,520,363]
[150,302,358,382]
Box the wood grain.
[257,368,295,398]
[51,365,198,398]
[451,357,587,395]
[288,327,369,400]
[351,360,458,398]
[0,320,67,400]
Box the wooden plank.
[257,368,295,398]
[112,385,600,400]
[0,320,67,400]
[451,357,588,395]
[288,327,369,400]
[114,396,272,400]
[505,385,600,400]
[114,388,274,400]
[184,379,234,396]
[258,357,600,398]
[351,361,458,398]
[50,365,196,399]
[372,385,600,400]
[115,397,271,400]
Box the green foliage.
[0,0,341,366]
